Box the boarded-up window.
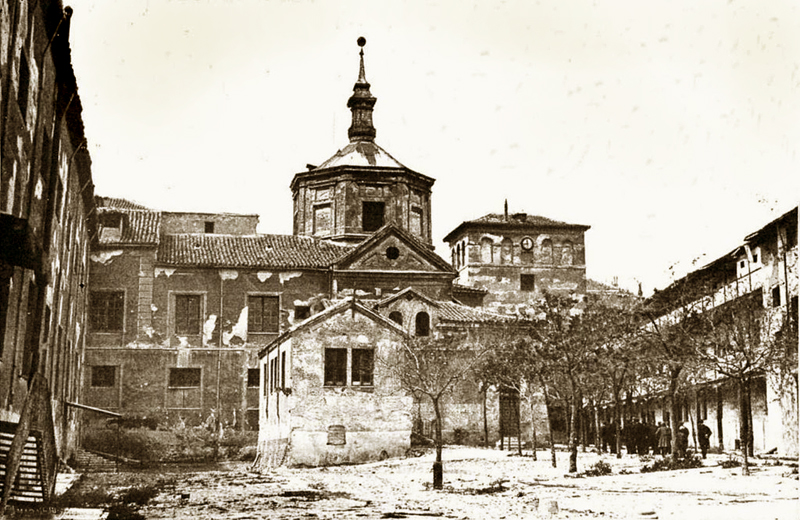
[167,368,201,409]
[327,424,346,445]
[91,366,116,387]
[541,239,553,264]
[313,204,332,236]
[352,349,374,386]
[501,238,513,264]
[324,349,347,386]
[362,201,385,232]
[248,295,279,333]
[175,294,202,335]
[168,368,201,388]
[561,241,574,266]
[480,238,493,264]
[410,207,423,236]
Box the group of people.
[600,418,713,459]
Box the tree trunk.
[739,379,750,476]
[530,399,538,461]
[593,400,601,452]
[568,392,579,473]
[482,385,489,448]
[516,391,523,456]
[613,393,623,459]
[669,367,682,458]
[433,397,444,489]
[716,385,724,450]
[541,381,557,468]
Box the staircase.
[72,448,118,473]
[0,422,46,505]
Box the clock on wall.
[520,237,534,251]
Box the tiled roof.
[157,234,353,268]
[438,301,523,325]
[468,213,587,228]
[95,196,152,210]
[121,210,161,245]
[315,141,407,170]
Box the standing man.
[656,422,670,456]
[697,420,712,459]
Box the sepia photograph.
[0,0,797,518]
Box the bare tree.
[381,332,491,489]
[696,288,787,474]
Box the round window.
[386,246,400,260]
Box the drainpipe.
[216,273,223,431]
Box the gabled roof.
[333,223,456,274]
[157,234,353,269]
[374,287,442,309]
[444,212,590,243]
[315,141,408,170]
[259,298,409,358]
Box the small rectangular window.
[362,201,385,232]
[324,349,347,386]
[90,291,124,332]
[352,348,374,386]
[175,294,202,334]
[772,286,782,307]
[91,366,116,388]
[204,221,215,233]
[247,368,260,388]
[248,295,280,333]
[168,368,201,388]
[520,274,535,292]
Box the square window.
[168,368,201,388]
[204,221,215,233]
[324,349,347,386]
[175,294,202,334]
[247,368,260,387]
[352,349,374,386]
[520,274,535,292]
[248,295,279,333]
[362,201,385,232]
[91,366,116,387]
[294,305,310,321]
[90,291,124,332]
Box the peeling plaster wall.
[259,311,413,468]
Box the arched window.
[389,311,403,326]
[415,312,430,337]
[480,237,493,264]
[501,238,513,264]
[561,241,574,266]
[541,239,553,264]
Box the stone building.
[444,207,590,316]
[621,207,797,458]
[0,1,96,507]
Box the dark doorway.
[499,386,520,449]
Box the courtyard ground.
[49,447,800,519]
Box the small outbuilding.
[257,298,413,468]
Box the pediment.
[334,225,454,274]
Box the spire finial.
[347,36,377,142]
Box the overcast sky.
[65,0,799,295]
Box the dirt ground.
[67,447,799,519]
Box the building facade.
[0,0,96,506]
[443,209,589,316]
[624,207,797,458]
